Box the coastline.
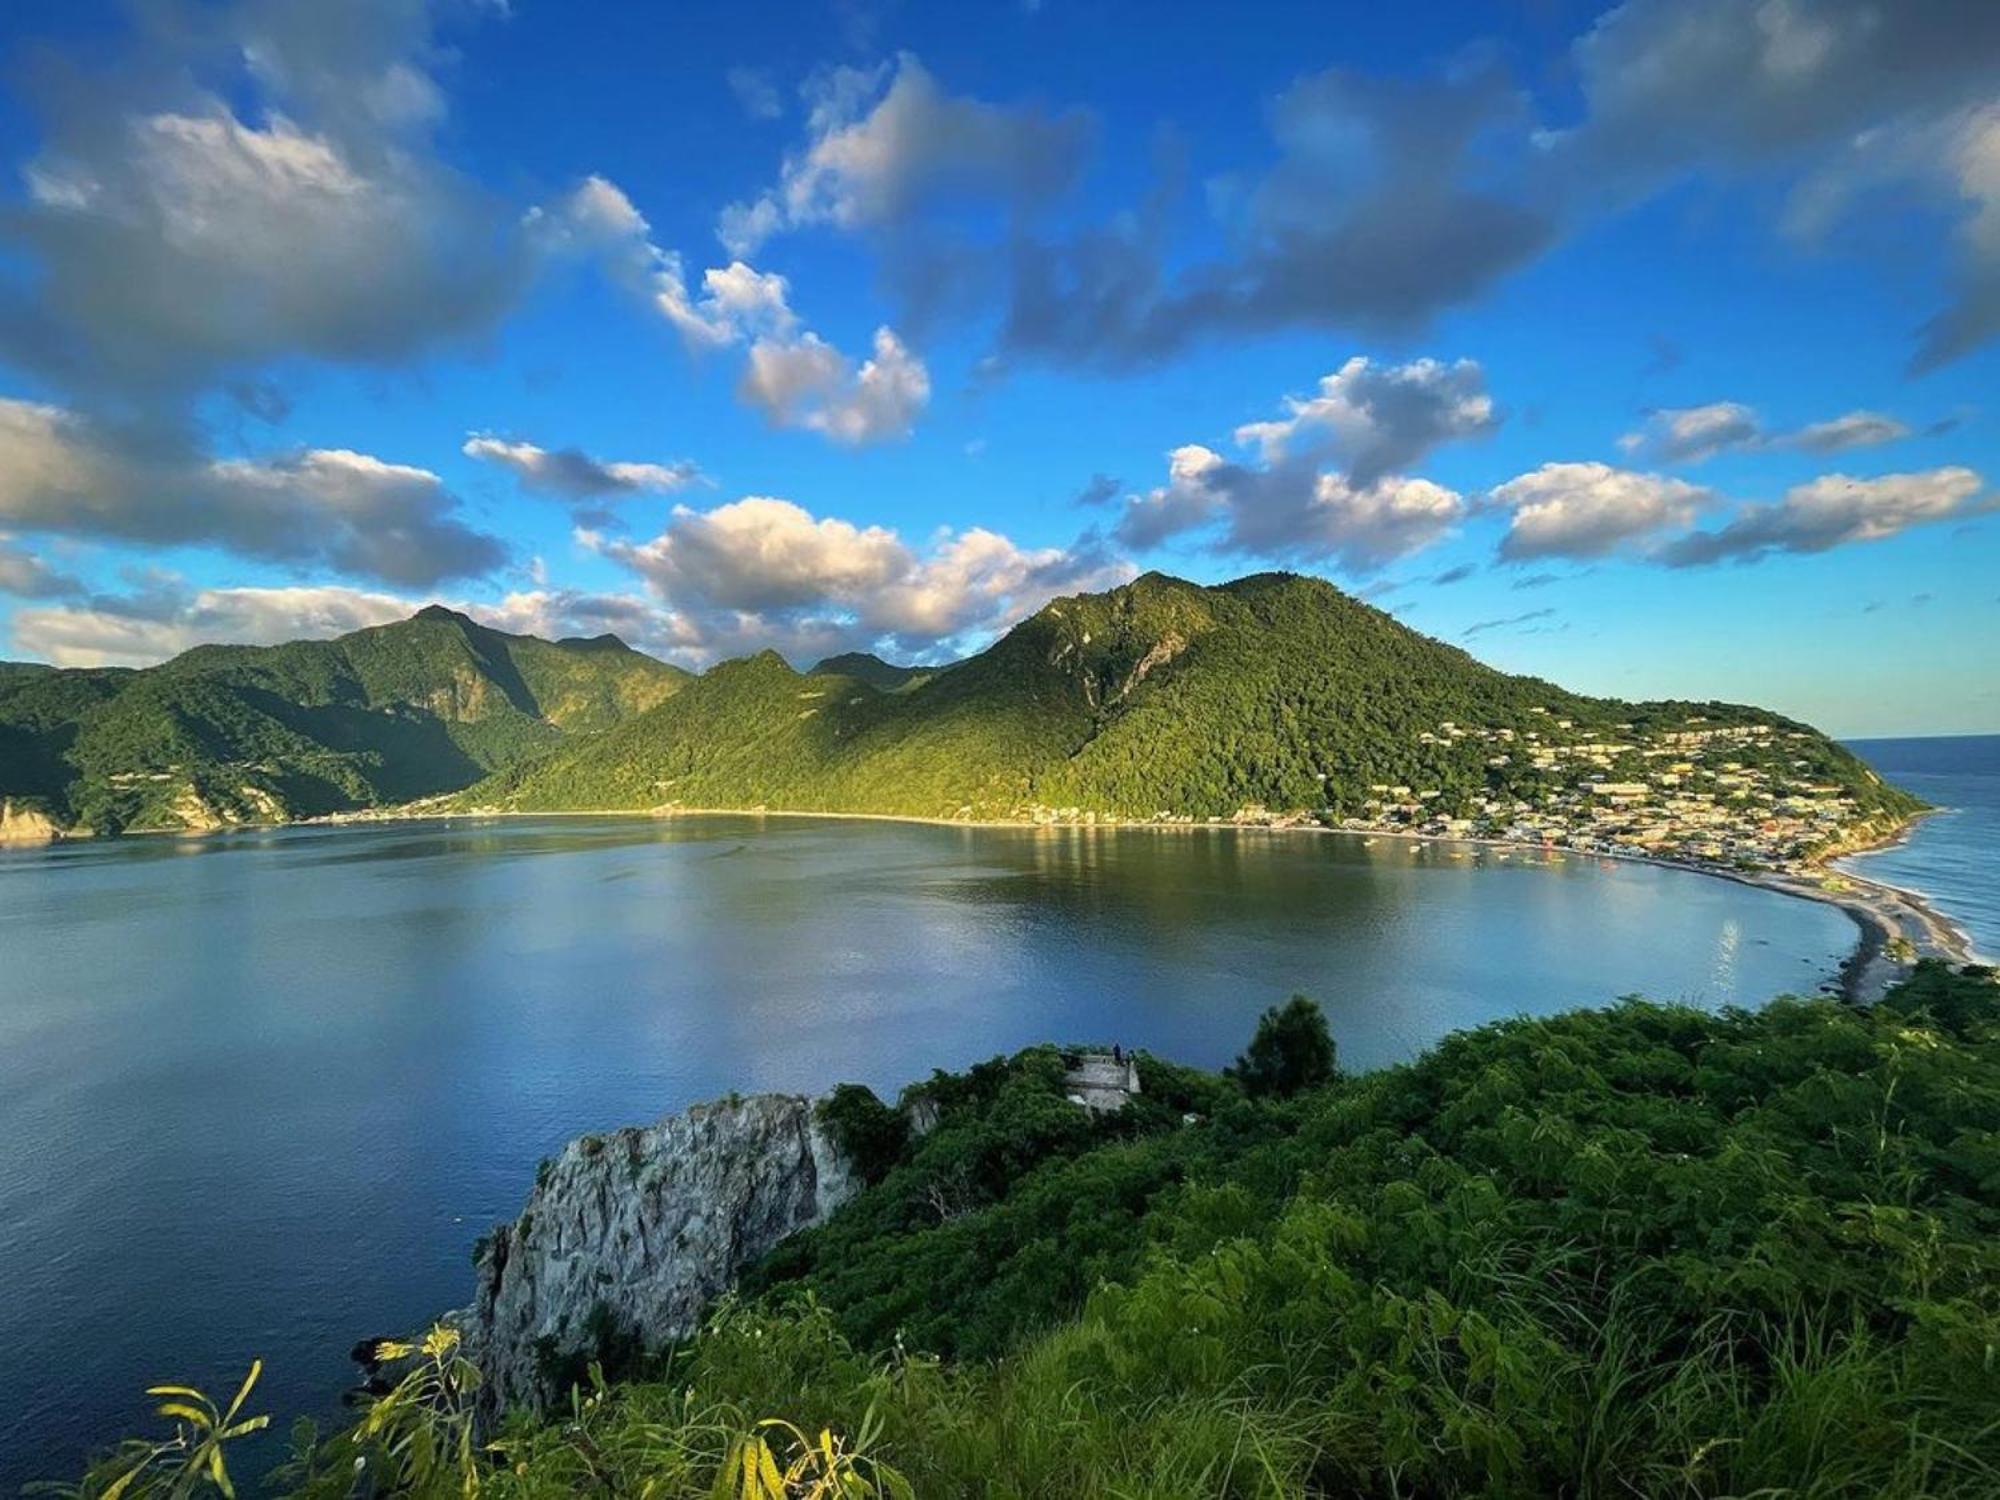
[309,797,1979,1002]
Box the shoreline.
[322,798,1978,1001]
[18,797,1975,1004]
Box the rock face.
[467,1094,856,1418]
[0,798,62,844]
[1062,1053,1142,1113]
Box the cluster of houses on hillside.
[1338,712,1879,870]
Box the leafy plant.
[37,1362,268,1500]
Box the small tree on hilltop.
[1231,995,1336,1098]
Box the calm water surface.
[0,815,1859,1484]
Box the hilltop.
[0,607,685,834]
[464,572,1917,865]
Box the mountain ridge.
[458,572,1919,861]
[0,572,1919,852]
[0,608,686,834]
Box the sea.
[1843,734,2000,963]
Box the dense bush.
[816,1083,911,1186]
[1229,994,1338,1098]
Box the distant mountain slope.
[0,607,685,833]
[807,651,934,692]
[465,573,1917,842]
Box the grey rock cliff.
[466,1093,856,1418]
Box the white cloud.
[543,176,931,443]
[740,326,930,444]
[1624,402,1763,464]
[1491,461,1712,560]
[1662,466,1989,565]
[1108,361,1486,569]
[1233,356,1499,485]
[589,494,1130,664]
[0,398,506,587]
[1114,442,1463,571]
[462,435,705,500]
[718,53,1090,255]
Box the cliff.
[465,1094,856,1418]
[0,798,63,844]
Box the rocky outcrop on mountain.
[465,1094,856,1419]
[0,798,63,844]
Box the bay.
[0,814,1858,1485]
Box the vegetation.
[465,573,1917,834]
[0,607,684,833]
[1229,995,1338,1098]
[58,962,2000,1497]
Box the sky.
[0,0,1995,737]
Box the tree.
[1230,995,1337,1098]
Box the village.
[1336,710,1887,872]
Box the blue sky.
[0,0,1994,735]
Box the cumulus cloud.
[1233,356,1498,486]
[1106,359,1488,569]
[1490,462,1713,560]
[588,494,1131,664]
[1661,467,1991,566]
[1,0,528,405]
[1621,403,1762,464]
[0,399,506,587]
[462,435,706,519]
[542,176,931,444]
[718,54,1092,256]
[738,326,930,444]
[1114,443,1463,572]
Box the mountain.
[0,607,686,834]
[462,572,1917,844]
[807,651,934,693]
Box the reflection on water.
[0,815,1855,1486]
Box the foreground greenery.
[63,962,2000,1498]
[0,608,683,833]
[468,573,1916,838]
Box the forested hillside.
[467,573,1914,846]
[0,607,684,833]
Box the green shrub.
[815,1084,911,1186]
[1229,994,1337,1097]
